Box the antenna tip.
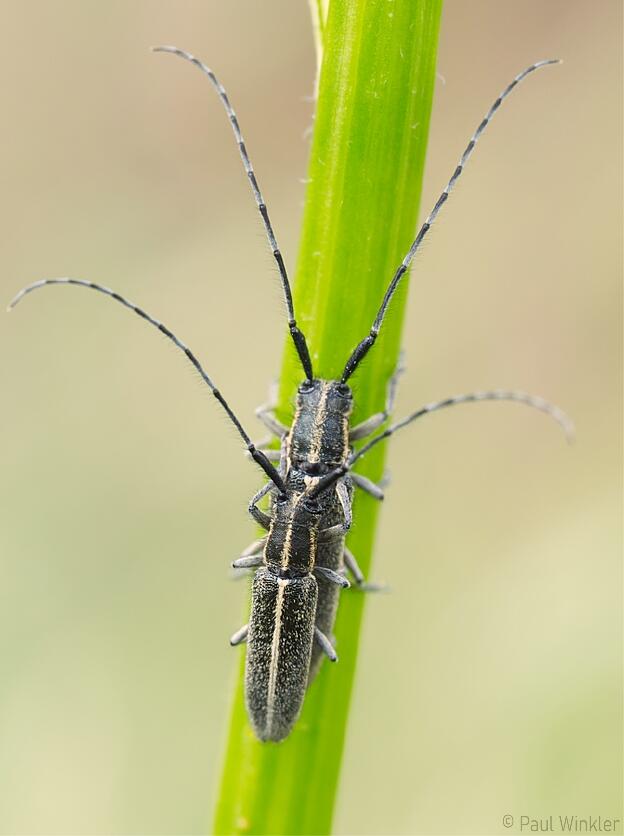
[533,58,562,69]
[151,45,182,56]
[151,44,177,55]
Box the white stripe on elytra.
[280,492,305,569]
[265,578,288,737]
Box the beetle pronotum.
[9,48,572,742]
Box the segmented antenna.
[309,388,573,498]
[8,278,287,493]
[152,45,314,382]
[341,59,561,383]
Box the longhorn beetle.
[9,47,573,743]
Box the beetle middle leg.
[349,355,405,441]
[318,497,381,590]
[351,471,385,500]
[232,536,266,570]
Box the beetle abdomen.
[245,568,318,742]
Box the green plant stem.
[308,0,329,62]
[213,2,442,833]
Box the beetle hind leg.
[314,627,338,662]
[344,546,387,592]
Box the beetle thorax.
[288,379,353,475]
[264,493,321,576]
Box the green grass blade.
[308,0,329,62]
[213,1,442,833]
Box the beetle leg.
[336,480,352,531]
[379,471,391,489]
[255,404,288,438]
[278,436,289,476]
[248,483,273,530]
[344,546,387,592]
[249,506,271,530]
[232,554,264,569]
[314,627,338,662]
[230,624,249,646]
[349,355,405,440]
[241,537,267,557]
[351,471,384,500]
[314,565,350,588]
[343,545,364,585]
[349,412,386,441]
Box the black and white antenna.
[153,45,314,381]
[8,278,287,493]
[341,60,561,383]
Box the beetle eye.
[336,383,351,398]
[299,379,314,393]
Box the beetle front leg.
[349,355,405,441]
[255,385,289,438]
[248,483,273,530]
[254,378,289,438]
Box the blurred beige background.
[0,2,621,834]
